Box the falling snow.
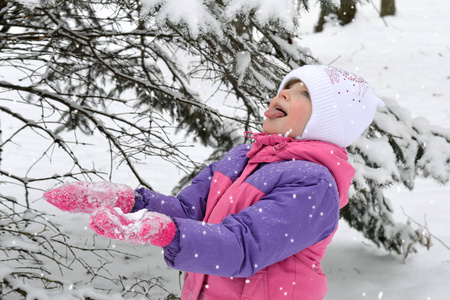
[1,0,450,299]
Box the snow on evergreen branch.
[344,96,450,257]
[140,0,298,37]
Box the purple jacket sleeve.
[132,161,217,221]
[163,176,340,277]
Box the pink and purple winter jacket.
[132,133,355,300]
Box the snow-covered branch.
[344,97,450,256]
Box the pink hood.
[245,132,355,208]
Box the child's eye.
[302,91,310,98]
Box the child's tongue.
[264,107,286,119]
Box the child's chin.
[262,123,279,135]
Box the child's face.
[263,80,312,138]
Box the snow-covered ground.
[1,0,449,299]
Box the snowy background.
[297,1,450,299]
[1,0,450,299]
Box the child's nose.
[279,89,290,101]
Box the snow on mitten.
[89,206,176,247]
[43,182,135,214]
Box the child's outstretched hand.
[89,206,176,247]
[43,182,135,214]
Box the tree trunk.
[380,0,396,17]
[338,0,357,25]
[315,0,357,33]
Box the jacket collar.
[244,132,355,208]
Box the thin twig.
[401,207,450,251]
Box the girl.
[44,65,384,300]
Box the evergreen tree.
[0,0,317,190]
[0,0,449,297]
[344,97,450,259]
[0,0,315,297]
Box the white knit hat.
[278,65,385,148]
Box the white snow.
[235,51,251,85]
[139,0,298,37]
[141,0,222,37]
[223,0,297,32]
[1,0,450,299]
[0,235,41,252]
[0,263,14,280]
[15,0,41,8]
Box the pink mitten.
[89,206,176,247]
[43,182,135,214]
